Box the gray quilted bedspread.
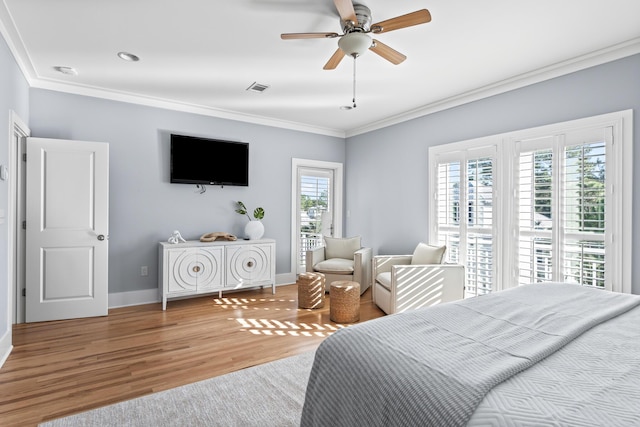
[468,298,640,426]
[300,283,640,427]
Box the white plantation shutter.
[300,175,330,209]
[435,149,496,297]
[436,160,461,264]
[516,139,554,285]
[430,110,630,295]
[466,157,494,296]
[561,134,608,288]
[514,128,611,289]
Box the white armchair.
[306,236,372,294]
[372,243,465,314]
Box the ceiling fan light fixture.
[338,32,372,57]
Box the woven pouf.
[297,272,326,309]
[330,281,360,323]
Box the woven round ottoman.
[297,272,326,309]
[330,281,360,323]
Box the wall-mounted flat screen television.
[170,134,249,186]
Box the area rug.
[40,351,315,427]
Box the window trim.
[429,110,633,294]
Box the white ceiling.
[1,0,639,137]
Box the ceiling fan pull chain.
[352,56,357,109]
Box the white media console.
[158,239,276,310]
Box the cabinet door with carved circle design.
[226,244,273,286]
[167,247,223,293]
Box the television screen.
[170,134,249,186]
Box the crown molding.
[346,37,640,138]
[29,78,347,138]
[0,1,37,85]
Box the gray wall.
[29,90,345,293]
[345,54,640,294]
[0,35,29,342]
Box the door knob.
[97,234,105,241]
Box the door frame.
[290,158,343,276]
[8,111,30,325]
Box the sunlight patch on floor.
[213,297,297,311]
[232,318,343,337]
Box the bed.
[301,282,640,426]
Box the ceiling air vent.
[246,82,270,93]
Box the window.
[516,131,609,288]
[430,111,632,294]
[291,159,343,276]
[435,148,497,297]
[299,171,331,268]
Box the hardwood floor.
[0,284,384,426]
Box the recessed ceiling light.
[53,66,78,76]
[117,51,140,62]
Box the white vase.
[244,220,264,240]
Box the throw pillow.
[324,236,361,260]
[411,243,446,265]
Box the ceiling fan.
[281,0,432,70]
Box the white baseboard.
[108,273,297,309]
[0,327,13,369]
[108,288,160,309]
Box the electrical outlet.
[141,266,148,276]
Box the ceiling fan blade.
[333,0,357,24]
[370,40,406,65]
[371,9,432,34]
[281,32,339,40]
[323,48,346,70]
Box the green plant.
[235,201,265,221]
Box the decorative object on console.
[235,200,265,240]
[199,232,237,242]
[167,230,187,244]
[244,221,265,240]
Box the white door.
[291,159,343,274]
[25,138,109,322]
